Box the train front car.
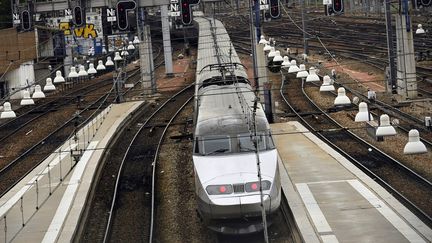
[193,16,281,234]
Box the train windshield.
[195,133,275,156]
[202,135,231,155]
[238,133,266,152]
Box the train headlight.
[206,185,233,195]
[245,180,271,192]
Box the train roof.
[194,16,248,86]
[195,83,270,136]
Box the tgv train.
[192,15,281,234]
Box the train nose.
[239,194,271,217]
[203,194,275,234]
[209,194,272,218]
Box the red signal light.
[180,0,200,25]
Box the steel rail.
[0,70,143,198]
[311,75,432,148]
[0,78,117,143]
[102,83,194,243]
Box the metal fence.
[0,104,112,243]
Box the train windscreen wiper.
[205,148,229,156]
[239,147,256,152]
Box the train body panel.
[192,14,281,234]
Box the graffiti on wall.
[59,22,98,38]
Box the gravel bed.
[103,87,194,242]
[0,71,142,197]
[154,104,217,243]
[79,102,160,242]
[0,84,113,167]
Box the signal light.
[332,0,344,14]
[180,0,200,25]
[269,0,280,18]
[116,0,137,30]
[73,6,84,26]
[21,10,31,31]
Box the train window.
[266,133,276,149]
[238,134,266,152]
[202,135,231,155]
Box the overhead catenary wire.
[277,3,428,92]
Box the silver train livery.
[192,15,281,234]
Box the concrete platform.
[0,101,144,243]
[272,121,432,243]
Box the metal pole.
[249,0,260,92]
[254,0,261,41]
[301,0,309,55]
[139,8,155,95]
[249,1,268,242]
[252,98,269,243]
[395,6,417,99]
[384,0,397,93]
[161,5,173,76]
[114,61,120,103]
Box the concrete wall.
[4,61,36,100]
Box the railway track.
[224,11,432,87]
[216,194,299,243]
[0,74,119,143]
[231,36,432,144]
[79,84,194,242]
[0,69,143,198]
[302,75,432,148]
[227,23,432,146]
[279,75,432,225]
[0,38,165,194]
